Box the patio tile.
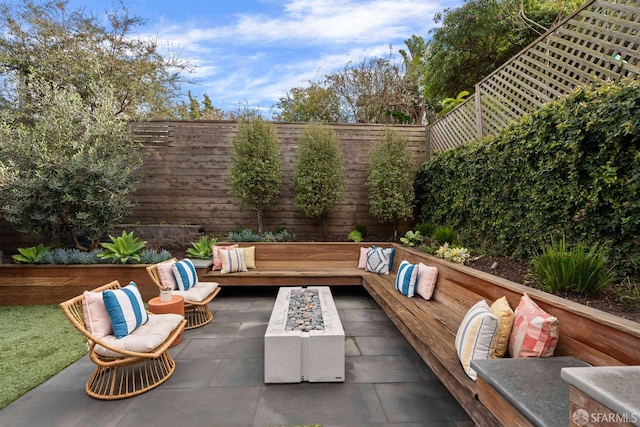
[210,297,254,311]
[210,358,264,386]
[238,321,268,337]
[342,320,401,337]
[224,336,264,358]
[354,335,417,356]
[345,337,361,356]
[346,355,431,383]
[334,295,378,309]
[164,358,221,388]
[175,337,232,359]
[253,383,387,426]
[375,383,470,424]
[185,321,241,338]
[121,386,261,427]
[211,309,272,323]
[339,308,390,321]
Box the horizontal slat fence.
[0,122,426,257]
[429,0,640,153]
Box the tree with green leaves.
[274,82,345,123]
[422,0,582,104]
[228,118,282,234]
[0,0,191,119]
[293,123,345,237]
[0,78,143,251]
[366,129,416,240]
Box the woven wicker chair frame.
[59,280,187,400]
[146,258,220,329]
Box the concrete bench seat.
[472,357,590,427]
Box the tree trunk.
[257,209,263,235]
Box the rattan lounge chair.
[59,280,186,400]
[146,258,220,329]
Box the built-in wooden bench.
[203,242,391,286]
[202,241,640,426]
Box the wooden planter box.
[0,262,211,306]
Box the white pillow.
[220,248,248,274]
[455,300,499,380]
[416,263,438,300]
[157,260,178,290]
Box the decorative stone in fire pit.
[264,286,345,383]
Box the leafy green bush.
[415,79,640,278]
[98,231,147,264]
[293,122,345,237]
[616,279,640,310]
[186,236,217,259]
[435,243,470,264]
[432,226,456,245]
[12,244,50,264]
[0,79,142,251]
[348,230,363,242]
[41,248,102,264]
[532,238,616,295]
[400,230,424,247]
[227,228,262,242]
[228,118,282,234]
[415,223,435,238]
[366,129,416,239]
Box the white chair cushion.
[94,313,183,358]
[173,281,218,303]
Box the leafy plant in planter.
[12,244,50,264]
[348,229,363,242]
[186,236,218,259]
[400,230,424,247]
[98,231,147,264]
[432,226,457,245]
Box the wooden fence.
[0,122,426,256]
[429,0,640,153]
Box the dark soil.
[469,256,640,323]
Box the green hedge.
[415,78,640,278]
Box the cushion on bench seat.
[94,313,184,358]
[173,281,219,303]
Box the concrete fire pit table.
[264,286,345,383]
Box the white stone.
[264,286,345,383]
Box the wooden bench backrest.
[392,244,640,367]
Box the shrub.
[415,223,435,238]
[366,129,416,239]
[0,79,143,251]
[293,122,345,237]
[228,118,282,234]
[432,226,456,245]
[140,249,173,264]
[435,243,470,264]
[616,279,640,310]
[12,244,50,264]
[400,230,424,247]
[227,228,262,242]
[532,238,616,295]
[348,230,363,242]
[41,248,102,264]
[415,78,640,278]
[186,236,217,259]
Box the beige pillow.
[490,296,514,358]
[244,246,256,269]
[416,263,438,300]
[357,247,371,269]
[212,244,238,270]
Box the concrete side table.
[148,295,185,346]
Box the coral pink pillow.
[416,263,438,300]
[212,244,238,270]
[82,291,113,338]
[509,293,559,358]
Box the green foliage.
[228,118,282,234]
[532,238,616,295]
[348,230,363,243]
[0,78,143,251]
[616,279,640,310]
[186,236,218,259]
[41,248,102,265]
[400,230,424,247]
[439,91,469,117]
[366,129,416,238]
[415,79,640,278]
[355,224,367,237]
[140,249,173,264]
[423,0,582,103]
[432,226,457,245]
[294,123,345,236]
[12,244,50,264]
[274,83,346,122]
[226,228,295,242]
[0,0,189,119]
[98,231,147,264]
[415,223,435,237]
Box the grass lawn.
[0,305,86,410]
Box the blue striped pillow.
[395,260,418,297]
[102,282,149,339]
[172,259,198,291]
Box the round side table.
[148,295,185,346]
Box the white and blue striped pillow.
[365,247,391,274]
[172,259,198,291]
[395,260,419,297]
[102,282,149,339]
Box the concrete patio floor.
[0,286,473,427]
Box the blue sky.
[68,0,464,115]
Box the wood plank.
[476,377,534,427]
